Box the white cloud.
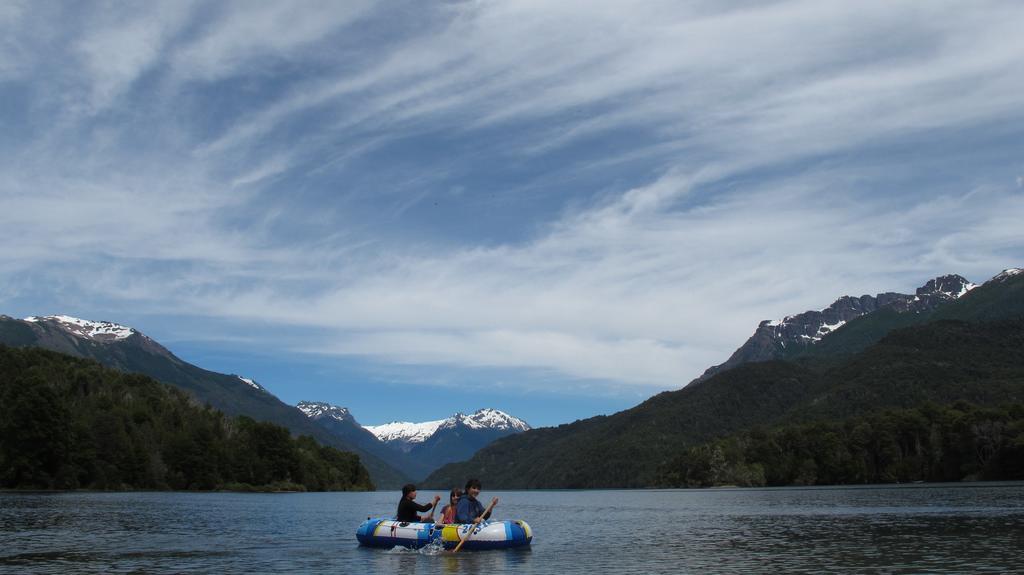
[41,166,1016,390]
[74,1,195,113]
[3,0,1024,395]
[199,0,1024,172]
[170,0,374,83]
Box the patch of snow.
[992,268,1023,283]
[238,376,265,392]
[814,319,847,340]
[955,282,977,298]
[297,401,351,421]
[24,314,137,341]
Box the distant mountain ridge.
[364,409,531,452]
[297,401,530,479]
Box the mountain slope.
[0,345,373,491]
[424,361,823,488]
[0,315,409,488]
[425,270,1024,489]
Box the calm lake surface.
[2,483,1023,574]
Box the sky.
[2,0,1023,428]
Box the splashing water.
[419,540,446,556]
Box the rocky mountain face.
[696,274,976,382]
[0,315,409,488]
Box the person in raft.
[437,488,463,524]
[454,478,498,524]
[396,484,440,523]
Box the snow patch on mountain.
[24,315,138,341]
[763,274,975,342]
[991,268,1023,282]
[364,419,447,443]
[815,319,847,340]
[364,409,530,444]
[297,401,353,422]
[238,376,265,392]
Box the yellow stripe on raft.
[516,520,532,539]
[440,524,471,543]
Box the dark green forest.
[0,346,373,491]
[658,401,1024,487]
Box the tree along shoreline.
[0,346,374,492]
[0,483,365,493]
[658,401,1024,488]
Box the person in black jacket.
[396,484,440,522]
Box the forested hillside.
[659,401,1024,487]
[0,346,373,491]
[0,315,409,488]
[426,318,1024,489]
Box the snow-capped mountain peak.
[23,314,140,341]
[916,274,976,299]
[364,418,447,444]
[297,400,354,423]
[364,408,530,444]
[459,408,530,432]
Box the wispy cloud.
[2,0,1023,396]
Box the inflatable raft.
[356,518,532,551]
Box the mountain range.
[4,267,1020,490]
[364,408,530,469]
[424,268,1024,488]
[295,401,529,480]
[0,315,528,487]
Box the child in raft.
[396,483,440,522]
[436,488,462,524]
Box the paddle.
[452,497,498,553]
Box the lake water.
[2,483,1023,574]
